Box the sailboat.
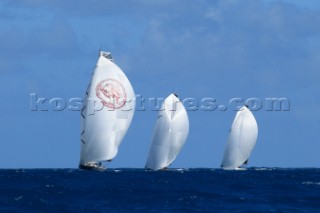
[79,51,135,170]
[145,93,189,170]
[221,106,258,170]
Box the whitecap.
[302,181,320,185]
[254,168,274,171]
[14,196,23,201]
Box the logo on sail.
[96,79,127,109]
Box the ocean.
[0,168,319,212]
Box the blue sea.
[0,168,319,212]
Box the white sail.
[80,51,135,168]
[145,93,189,170]
[221,106,258,170]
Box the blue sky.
[0,0,319,168]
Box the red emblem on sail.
[96,79,127,109]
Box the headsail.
[145,93,189,170]
[221,106,258,170]
[80,51,135,169]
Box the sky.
[0,0,319,168]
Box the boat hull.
[79,163,106,171]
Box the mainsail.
[221,106,258,170]
[79,51,135,169]
[145,93,189,170]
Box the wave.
[253,167,276,171]
[302,181,320,185]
